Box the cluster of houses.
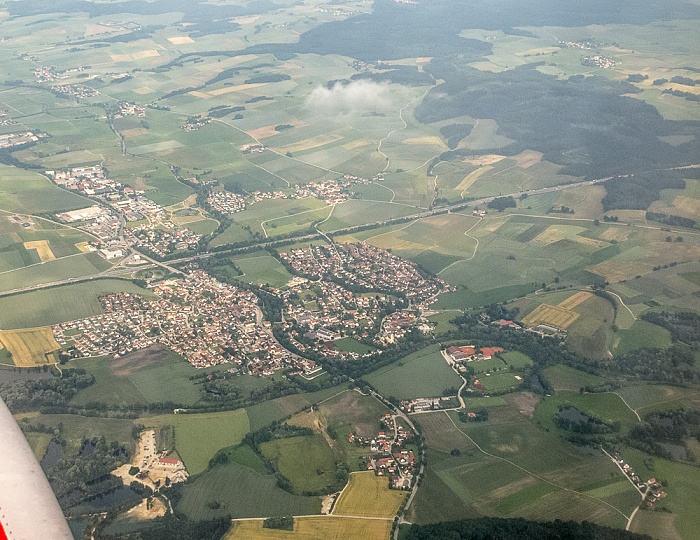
[0,111,16,126]
[181,115,209,131]
[278,242,448,305]
[47,165,120,197]
[126,222,201,257]
[34,66,59,82]
[559,39,595,50]
[613,453,667,507]
[581,55,618,69]
[282,279,382,351]
[378,310,431,345]
[207,190,246,214]
[400,397,454,413]
[50,84,99,98]
[241,144,265,154]
[354,414,417,490]
[48,164,205,257]
[446,345,505,363]
[114,101,145,118]
[0,131,41,149]
[293,176,369,205]
[53,271,310,373]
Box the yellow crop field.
[463,154,505,166]
[277,133,344,154]
[0,327,60,367]
[456,165,494,192]
[521,304,579,330]
[403,136,446,147]
[557,291,592,311]
[333,471,406,518]
[225,517,391,540]
[168,36,195,44]
[208,83,267,96]
[23,240,55,262]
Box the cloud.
[307,80,396,114]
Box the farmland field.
[70,348,209,407]
[260,434,336,493]
[143,409,250,475]
[409,404,636,528]
[365,344,462,399]
[0,279,153,329]
[0,327,59,367]
[230,252,293,287]
[521,303,579,329]
[176,462,321,520]
[534,391,639,432]
[225,517,391,540]
[334,471,405,518]
[542,364,605,391]
[613,320,672,356]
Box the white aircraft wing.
[0,397,73,540]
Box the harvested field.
[403,136,446,147]
[247,120,304,140]
[456,166,494,191]
[512,150,543,168]
[277,133,344,154]
[0,327,59,367]
[225,517,391,540]
[521,304,579,329]
[23,240,55,262]
[557,291,592,310]
[334,471,405,518]
[208,83,267,96]
[168,36,195,44]
[463,154,505,166]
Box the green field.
[365,344,462,400]
[409,406,636,528]
[614,320,673,356]
[0,279,153,329]
[477,372,523,392]
[534,391,640,432]
[230,252,293,287]
[176,462,321,520]
[624,447,700,540]
[143,409,250,475]
[260,434,336,493]
[499,351,533,369]
[69,348,213,407]
[0,253,112,293]
[18,412,135,455]
[542,364,605,391]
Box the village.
[52,270,315,375]
[278,242,449,306]
[49,165,203,257]
[351,413,418,491]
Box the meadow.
[534,391,639,432]
[541,364,606,391]
[260,434,336,493]
[409,406,636,529]
[229,252,293,288]
[143,409,250,475]
[69,348,211,407]
[365,344,462,400]
[0,279,153,329]
[176,462,321,520]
